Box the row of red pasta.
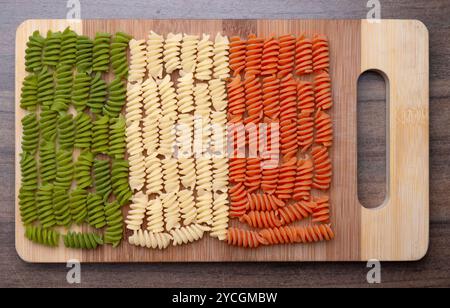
[229,34,329,79]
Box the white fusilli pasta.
[195,34,214,81]
[142,77,161,153]
[125,191,148,231]
[181,34,199,73]
[129,229,172,250]
[210,111,227,158]
[178,189,197,225]
[195,189,213,225]
[209,79,228,112]
[163,32,182,74]
[194,83,212,156]
[209,192,230,241]
[145,152,164,195]
[177,72,195,114]
[178,158,196,190]
[170,224,210,246]
[162,191,181,231]
[213,33,230,80]
[146,197,165,233]
[161,158,180,193]
[158,75,178,119]
[159,115,176,157]
[128,39,147,83]
[212,158,229,193]
[196,158,213,191]
[146,31,164,79]
[125,82,143,125]
[176,113,194,158]
[126,121,146,191]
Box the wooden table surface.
[1,0,449,288]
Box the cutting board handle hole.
[357,70,389,209]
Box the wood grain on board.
[15,19,428,263]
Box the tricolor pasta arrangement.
[19,28,133,249]
[19,27,335,252]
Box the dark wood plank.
[1,0,449,287]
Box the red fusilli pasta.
[262,76,280,120]
[245,158,262,194]
[278,35,296,78]
[297,81,315,114]
[261,37,280,76]
[229,158,246,184]
[245,34,264,76]
[276,157,297,200]
[315,109,333,147]
[244,73,263,125]
[278,200,316,225]
[293,158,314,201]
[312,34,330,73]
[311,145,332,191]
[247,193,285,211]
[240,210,283,229]
[295,34,313,75]
[227,227,266,248]
[229,36,247,76]
[312,195,331,223]
[229,182,248,218]
[298,111,314,153]
[314,72,333,111]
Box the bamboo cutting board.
[15,19,429,262]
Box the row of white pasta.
[124,31,231,249]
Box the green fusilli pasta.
[111,159,132,206]
[109,115,126,159]
[74,150,93,189]
[36,184,56,228]
[25,225,60,247]
[53,188,72,227]
[74,113,92,149]
[42,30,62,68]
[39,109,58,141]
[20,74,38,111]
[86,193,106,229]
[19,187,38,225]
[54,150,73,190]
[94,159,112,200]
[103,77,126,118]
[19,152,39,225]
[64,231,103,249]
[60,27,77,66]
[21,113,40,154]
[39,140,57,183]
[104,201,124,247]
[92,115,109,154]
[92,32,111,72]
[72,72,91,112]
[52,64,73,112]
[70,188,88,225]
[37,67,54,109]
[87,72,107,114]
[25,31,45,73]
[20,152,38,191]
[76,35,93,73]
[58,113,75,149]
[111,32,132,78]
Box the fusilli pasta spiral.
[64,232,104,249]
[125,191,148,231]
[212,33,230,80]
[171,224,210,246]
[74,110,93,149]
[178,189,197,225]
[195,189,213,226]
[129,230,172,250]
[25,225,60,247]
[146,197,165,233]
[195,34,214,81]
[25,31,45,73]
[163,32,182,74]
[128,39,147,82]
[162,192,181,231]
[145,153,164,194]
[181,34,199,73]
[146,31,164,79]
[210,192,229,241]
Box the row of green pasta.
[19,27,133,249]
